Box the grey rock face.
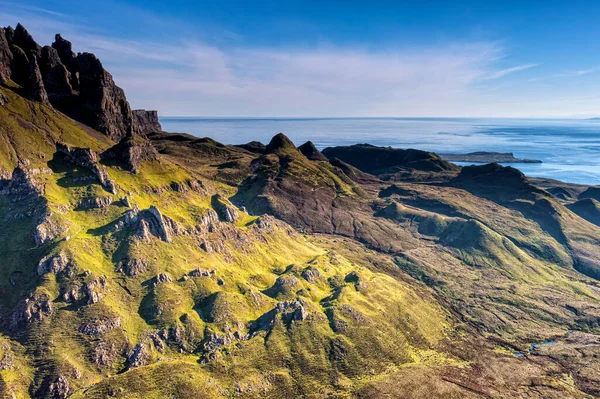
[116,257,148,277]
[77,196,113,210]
[133,109,162,135]
[151,272,172,287]
[9,292,55,330]
[100,137,159,174]
[78,316,121,336]
[147,205,172,242]
[212,194,239,223]
[57,143,117,194]
[33,211,69,246]
[76,52,138,140]
[37,252,75,276]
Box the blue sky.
[3,0,600,117]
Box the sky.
[2,0,600,117]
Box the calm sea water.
[160,117,600,185]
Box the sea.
[160,117,600,186]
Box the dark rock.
[51,34,77,80]
[133,110,162,135]
[27,52,48,103]
[47,376,70,399]
[39,46,72,103]
[127,342,152,369]
[13,24,41,59]
[264,275,301,298]
[189,268,216,277]
[298,141,328,161]
[92,341,118,368]
[75,52,138,140]
[33,211,69,246]
[7,44,29,87]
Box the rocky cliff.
[0,24,137,141]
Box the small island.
[440,151,542,164]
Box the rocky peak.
[133,110,162,135]
[298,140,328,161]
[266,133,296,153]
[13,23,41,58]
[52,34,76,74]
[1,25,138,141]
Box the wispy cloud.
[481,63,538,80]
[528,67,600,82]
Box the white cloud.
[480,63,538,80]
[9,5,593,117]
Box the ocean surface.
[160,117,600,185]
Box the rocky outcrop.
[33,211,69,246]
[212,194,239,223]
[78,316,121,336]
[57,143,117,193]
[133,110,162,135]
[9,291,55,330]
[37,252,75,276]
[148,205,172,242]
[116,257,149,277]
[100,137,159,173]
[77,196,113,209]
[298,141,328,161]
[151,272,172,287]
[0,165,47,199]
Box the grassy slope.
[0,87,456,398]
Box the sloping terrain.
[0,25,600,399]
